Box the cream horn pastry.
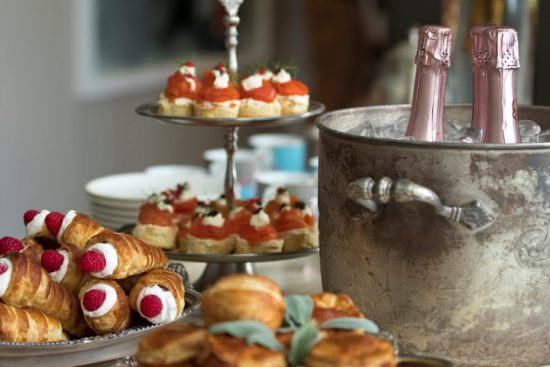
[0,253,90,336]
[0,303,68,342]
[132,198,177,250]
[56,210,106,251]
[41,244,90,293]
[195,64,240,118]
[272,68,310,115]
[158,61,201,117]
[129,268,185,324]
[23,209,53,240]
[239,69,281,117]
[274,201,318,252]
[0,236,43,263]
[80,232,168,279]
[79,279,131,335]
[235,209,283,254]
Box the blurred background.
[0,0,546,235]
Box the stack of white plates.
[85,167,221,230]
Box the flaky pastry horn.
[21,238,44,263]
[79,279,131,335]
[129,269,185,324]
[57,211,106,251]
[0,253,90,337]
[0,303,68,342]
[0,237,43,264]
[80,232,168,279]
[41,244,91,293]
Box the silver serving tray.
[135,101,325,128]
[0,263,200,367]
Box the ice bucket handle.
[346,177,496,230]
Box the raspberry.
[140,295,163,318]
[0,237,24,255]
[0,263,8,275]
[41,250,65,272]
[45,212,64,237]
[79,250,106,273]
[23,209,39,225]
[82,289,106,311]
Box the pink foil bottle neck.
[405,25,453,142]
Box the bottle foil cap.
[416,25,453,67]
[484,26,520,70]
[470,24,496,66]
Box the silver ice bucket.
[317,104,550,367]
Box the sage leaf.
[208,320,284,352]
[320,317,380,335]
[284,295,314,329]
[288,321,320,366]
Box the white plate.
[90,212,137,225]
[145,165,206,177]
[86,172,223,203]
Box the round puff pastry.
[137,323,206,367]
[201,274,285,331]
[199,334,286,367]
[305,332,396,367]
[133,223,177,250]
[311,292,365,324]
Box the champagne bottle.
[482,26,521,143]
[405,25,453,142]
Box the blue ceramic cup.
[249,134,306,172]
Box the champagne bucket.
[316,104,550,367]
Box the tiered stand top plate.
[135,101,326,127]
[162,248,319,263]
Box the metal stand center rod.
[224,127,238,207]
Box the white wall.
[0,0,220,236]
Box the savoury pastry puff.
[137,323,207,367]
[201,274,285,331]
[305,332,397,367]
[199,334,286,367]
[311,292,365,324]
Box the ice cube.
[519,120,541,143]
[448,127,482,143]
[538,130,550,143]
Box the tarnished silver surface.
[317,104,550,366]
[218,0,243,78]
[347,176,496,230]
[135,101,326,128]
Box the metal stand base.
[193,262,256,291]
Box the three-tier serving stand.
[135,0,324,291]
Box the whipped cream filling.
[57,210,77,242]
[279,94,310,104]
[275,192,291,205]
[177,188,194,202]
[86,243,118,278]
[25,210,50,237]
[0,258,13,297]
[49,250,69,283]
[301,206,313,217]
[137,285,179,324]
[179,64,196,77]
[174,97,194,106]
[202,212,224,228]
[81,283,117,317]
[273,69,292,84]
[260,69,273,80]
[213,70,229,89]
[185,77,196,92]
[216,197,227,207]
[250,210,270,229]
[242,74,263,91]
[197,100,239,109]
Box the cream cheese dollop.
[86,243,118,278]
[275,191,291,205]
[57,210,78,242]
[213,70,229,89]
[137,285,179,324]
[202,212,224,228]
[250,210,270,229]
[174,97,194,106]
[0,258,13,297]
[81,283,118,317]
[179,64,196,77]
[273,69,292,84]
[242,74,263,91]
[49,250,70,283]
[25,210,50,237]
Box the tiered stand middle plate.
[135,102,325,291]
